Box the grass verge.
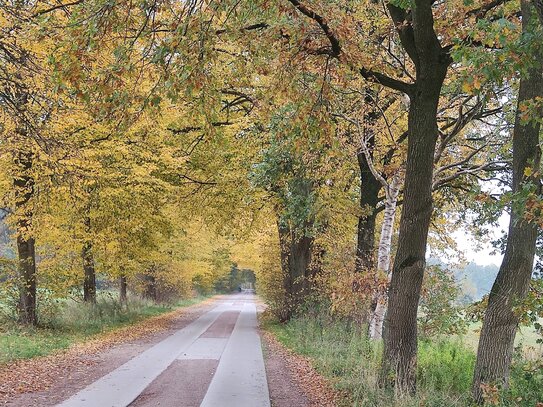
[0,294,206,365]
[264,309,543,407]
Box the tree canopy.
[1,0,542,403]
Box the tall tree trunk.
[119,275,127,304]
[277,219,292,322]
[356,146,382,273]
[380,50,449,392]
[472,2,543,401]
[369,174,400,340]
[355,89,394,274]
[143,267,158,302]
[82,212,96,303]
[82,240,96,303]
[290,232,314,293]
[277,217,314,321]
[14,149,37,326]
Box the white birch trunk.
[368,174,400,340]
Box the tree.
[251,104,331,320]
[0,1,55,324]
[279,0,452,390]
[81,191,96,303]
[13,145,37,324]
[472,1,543,401]
[281,0,524,390]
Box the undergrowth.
[265,306,543,407]
[0,293,204,365]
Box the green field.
[460,321,542,359]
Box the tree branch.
[360,67,414,95]
[215,22,269,35]
[286,0,341,58]
[467,0,511,20]
[432,160,509,190]
[33,0,84,17]
[286,0,415,95]
[387,4,419,67]
[179,174,217,186]
[167,121,231,134]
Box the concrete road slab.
[177,338,228,360]
[200,310,240,338]
[56,304,227,407]
[200,301,270,407]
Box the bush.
[417,339,475,394]
[419,265,468,338]
[499,357,543,406]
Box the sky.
[452,213,509,267]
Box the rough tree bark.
[380,2,450,392]
[356,140,382,273]
[82,240,96,303]
[277,213,315,322]
[14,148,37,326]
[143,267,158,302]
[472,2,543,401]
[381,86,447,392]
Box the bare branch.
[32,0,84,17]
[286,0,341,58]
[432,160,509,189]
[360,67,414,95]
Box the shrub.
[419,265,468,337]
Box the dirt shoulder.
[0,298,216,406]
[261,330,340,407]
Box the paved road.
[57,293,270,407]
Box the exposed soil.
[0,298,216,406]
[261,331,340,407]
